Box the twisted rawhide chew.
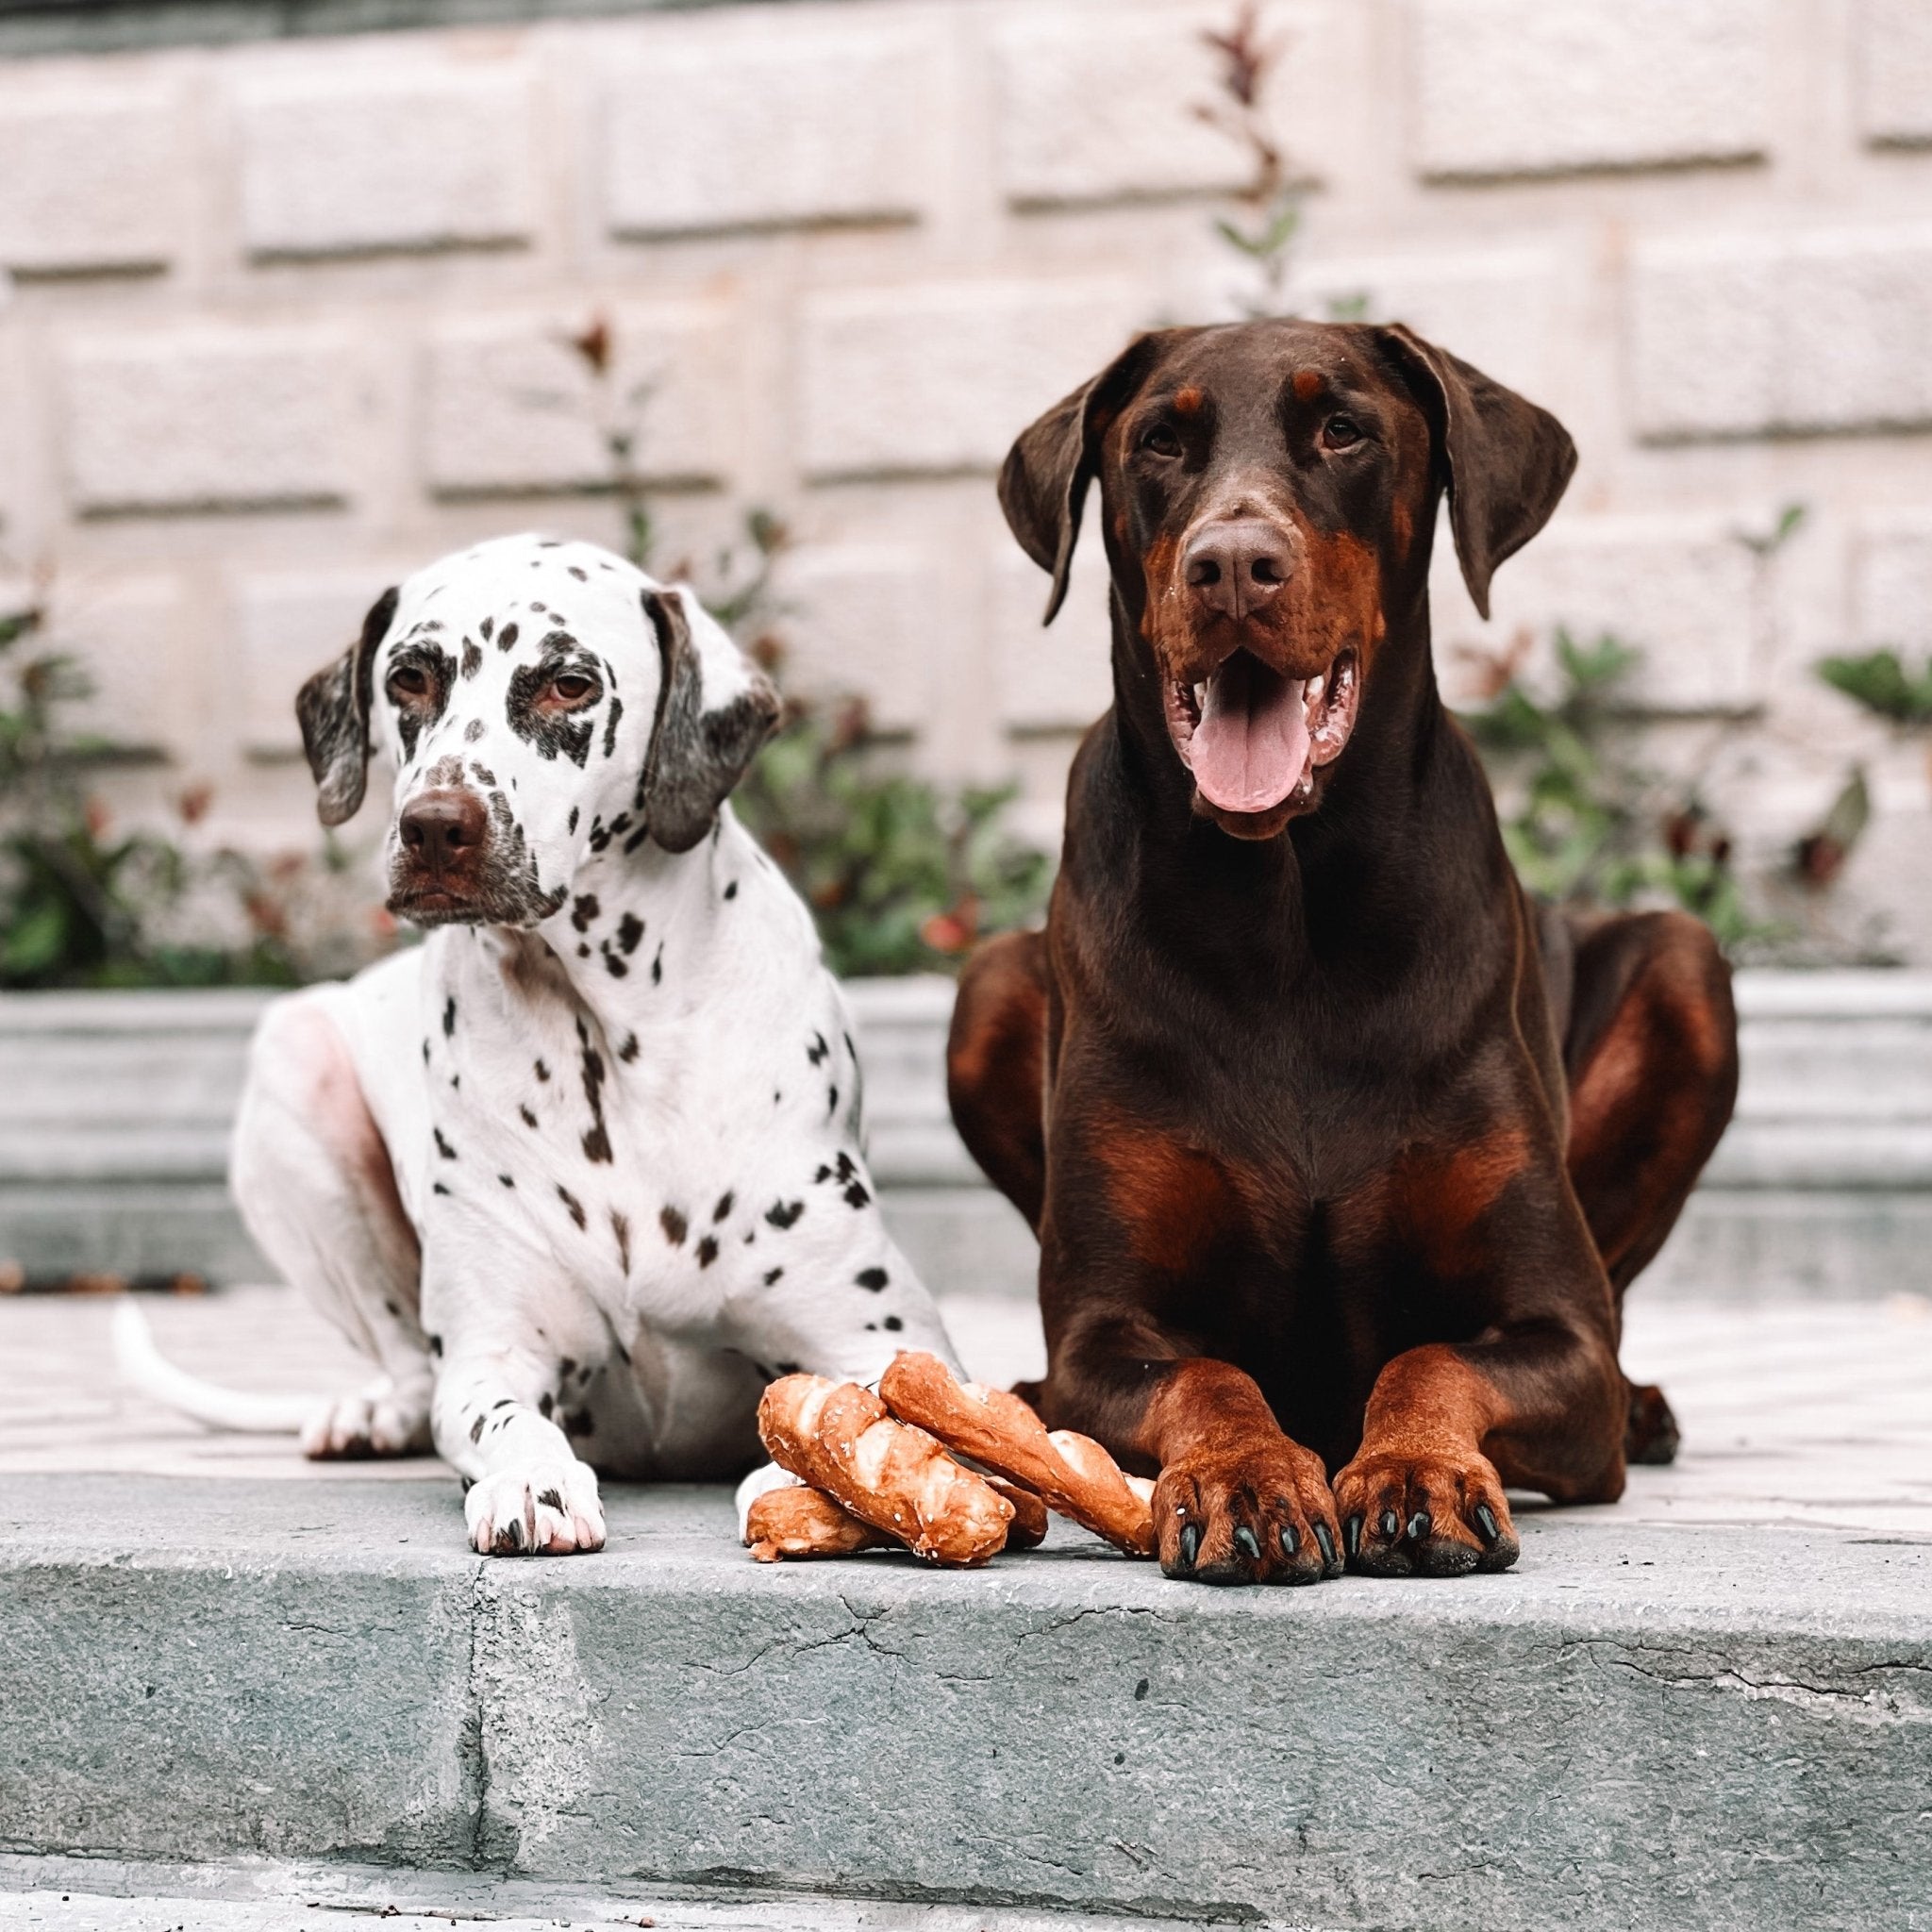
[757,1374,1013,1566]
[878,1352,1157,1557]
[744,1473,1049,1563]
[745,1483,892,1563]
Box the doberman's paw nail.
[1178,1522,1201,1569]
[1315,1521,1338,1567]
[1379,1508,1400,1541]
[1280,1523,1301,1557]
[1407,1510,1431,1541]
[1474,1504,1500,1544]
[1343,1514,1362,1558]
[1233,1525,1261,1562]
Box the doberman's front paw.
[1155,1435,1343,1586]
[1331,1446,1517,1577]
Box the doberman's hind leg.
[231,991,433,1458]
[1559,909,1740,1465]
[947,929,1050,1234]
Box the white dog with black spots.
[183,533,958,1555]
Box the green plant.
[1816,648,1932,726]
[1458,627,1757,950]
[0,600,358,990]
[1196,6,1300,316]
[563,313,1053,975]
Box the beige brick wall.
[0,0,1926,958]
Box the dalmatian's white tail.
[110,1300,310,1433]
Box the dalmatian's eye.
[549,673,596,705]
[389,666,432,701]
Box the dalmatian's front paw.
[301,1381,432,1459]
[464,1460,606,1556]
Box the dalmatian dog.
[215,533,959,1555]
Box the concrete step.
[0,1475,1925,1932]
[2,973,1929,1294]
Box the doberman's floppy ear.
[1372,324,1576,621]
[295,586,398,827]
[638,585,780,854]
[999,330,1178,625]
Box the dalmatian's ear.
[638,585,779,854]
[295,587,399,827]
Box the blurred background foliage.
[0,6,1924,988]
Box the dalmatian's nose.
[399,789,489,875]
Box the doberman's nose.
[398,789,488,874]
[1184,519,1294,620]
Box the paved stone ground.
[1,1284,1927,1536]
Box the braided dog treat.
[987,1476,1050,1550]
[758,1374,1013,1566]
[878,1352,1157,1557]
[745,1482,891,1563]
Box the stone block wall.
[0,0,1926,957]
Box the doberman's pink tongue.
[1191,654,1308,813]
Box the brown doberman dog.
[948,319,1739,1585]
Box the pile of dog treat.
[746,1352,1157,1564]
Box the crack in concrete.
[1568,1636,1932,1727]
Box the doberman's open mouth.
[1164,648,1361,814]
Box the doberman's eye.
[1140,423,1183,458]
[388,666,430,701]
[1322,415,1364,451]
[549,673,595,704]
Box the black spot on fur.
[539,1392,555,1419]
[568,806,579,834]
[624,824,649,855]
[578,942,591,958]
[443,997,457,1038]
[538,1487,563,1510]
[520,1105,539,1128]
[464,718,486,742]
[434,1127,458,1160]
[660,1206,688,1245]
[572,894,599,933]
[618,1033,640,1063]
[843,1180,869,1209]
[461,639,482,678]
[479,615,493,641]
[499,1174,514,1188]
[422,1040,430,1064]
[882,1315,903,1332]
[470,1413,485,1444]
[695,1235,718,1268]
[724,881,738,900]
[856,1267,888,1291]
[568,565,588,580]
[765,1199,804,1230]
[429,1333,443,1356]
[617,912,643,956]
[611,1211,631,1274]
[814,1164,832,1184]
[712,1191,734,1223]
[827,1086,840,1118]
[651,945,663,987]
[763,1266,784,1286]
[534,1058,550,1082]
[603,694,624,759]
[807,1031,829,1066]
[497,621,519,651]
[557,1186,586,1230]
[577,1017,610,1163]
[602,941,627,979]
[432,1181,451,1196]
